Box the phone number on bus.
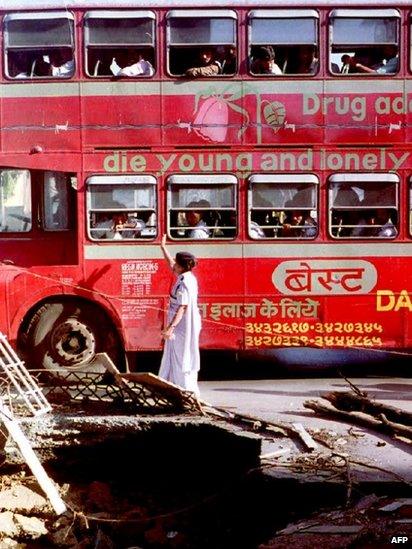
[245,322,383,335]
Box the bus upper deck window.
[329,9,400,75]
[167,10,237,77]
[248,175,318,239]
[84,11,156,78]
[328,174,398,238]
[248,10,319,76]
[4,12,74,80]
[0,170,31,232]
[87,175,157,241]
[167,175,237,239]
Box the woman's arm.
[162,305,187,339]
[161,234,175,271]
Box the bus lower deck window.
[248,175,318,239]
[87,175,157,240]
[167,175,237,239]
[329,174,398,238]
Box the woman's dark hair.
[175,252,197,271]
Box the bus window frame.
[4,11,75,80]
[248,9,319,77]
[42,171,75,232]
[166,9,237,78]
[0,169,32,233]
[328,9,400,77]
[328,173,399,239]
[248,174,319,240]
[167,173,238,240]
[83,10,156,79]
[86,174,157,241]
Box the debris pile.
[259,495,412,548]
[304,390,412,444]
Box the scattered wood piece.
[339,374,367,397]
[304,399,412,442]
[204,405,290,437]
[325,391,412,426]
[260,448,290,460]
[292,422,318,452]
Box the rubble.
[0,484,49,514]
[0,365,410,547]
[259,495,412,548]
[304,390,412,443]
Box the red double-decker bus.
[0,0,411,374]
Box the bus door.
[0,168,78,266]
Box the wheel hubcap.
[52,319,96,365]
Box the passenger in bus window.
[110,51,154,77]
[33,57,52,77]
[249,221,265,239]
[251,46,282,75]
[340,54,353,74]
[353,209,397,238]
[185,48,222,78]
[129,209,156,237]
[49,49,75,77]
[186,200,211,239]
[93,212,141,239]
[220,45,237,75]
[10,53,30,79]
[280,209,317,238]
[352,46,399,75]
[294,46,318,75]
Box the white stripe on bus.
[1,80,405,98]
[84,242,412,261]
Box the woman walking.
[158,235,201,396]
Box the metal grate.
[40,371,202,414]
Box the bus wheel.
[25,302,123,377]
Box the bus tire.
[25,301,124,378]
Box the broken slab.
[0,512,19,538]
[0,485,49,514]
[5,411,261,485]
[13,514,47,538]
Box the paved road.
[200,377,412,482]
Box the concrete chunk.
[0,511,19,538]
[0,485,49,513]
[14,514,48,538]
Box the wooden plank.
[0,401,66,515]
[260,448,291,460]
[292,422,318,451]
